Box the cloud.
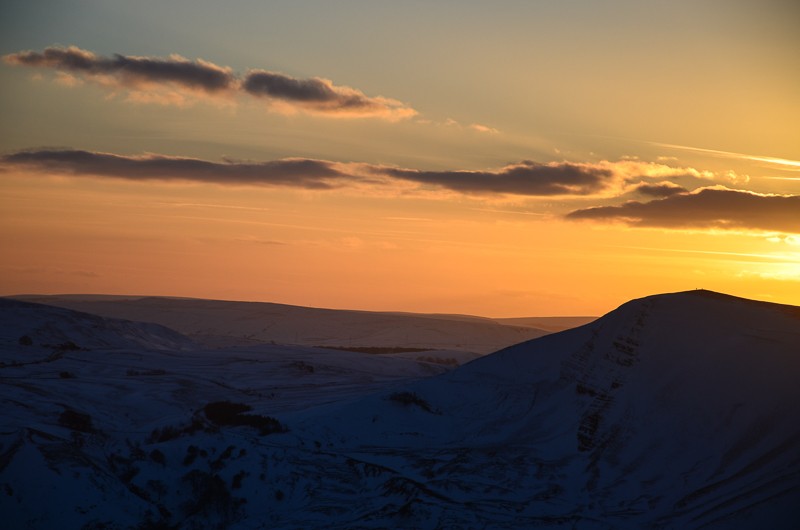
[1,149,627,196]
[431,119,499,134]
[1,149,346,189]
[653,142,800,172]
[566,187,800,234]
[234,236,287,246]
[4,46,416,118]
[2,148,754,201]
[7,266,100,278]
[469,123,499,134]
[378,160,617,196]
[632,182,688,198]
[375,158,734,197]
[766,235,800,246]
[604,159,718,182]
[5,46,234,95]
[242,70,416,119]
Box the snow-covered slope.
[1,290,798,529]
[290,290,800,528]
[0,299,465,529]
[0,298,196,354]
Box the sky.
[1,0,798,317]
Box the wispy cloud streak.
[654,142,800,172]
[612,245,800,264]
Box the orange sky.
[1,1,798,316]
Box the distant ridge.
[9,294,590,353]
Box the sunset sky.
[1,0,798,316]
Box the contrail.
[652,142,800,171]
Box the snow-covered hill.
[1,290,798,528]
[0,298,196,355]
[286,290,800,528]
[0,300,460,529]
[12,295,557,353]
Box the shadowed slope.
[290,290,800,528]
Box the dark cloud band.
[242,70,414,117]
[382,161,615,196]
[633,182,688,198]
[9,149,793,237]
[4,46,415,118]
[566,188,800,234]
[1,149,344,189]
[243,71,363,107]
[5,47,234,93]
[2,149,625,197]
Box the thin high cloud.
[567,187,800,234]
[4,46,415,119]
[2,148,744,200]
[469,123,500,134]
[653,142,800,172]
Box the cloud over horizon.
[566,187,800,234]
[4,46,416,118]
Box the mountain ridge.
[9,294,593,353]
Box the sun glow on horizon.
[1,1,799,315]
